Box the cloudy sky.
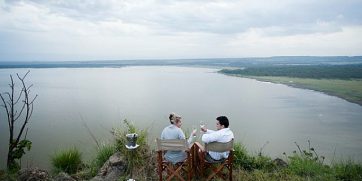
[0,0,362,61]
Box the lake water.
[1,66,362,169]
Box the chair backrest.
[205,139,234,152]
[156,138,188,151]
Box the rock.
[53,172,76,181]
[109,152,123,166]
[90,152,127,181]
[273,158,288,168]
[18,167,50,181]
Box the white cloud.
[224,26,362,57]
[0,0,361,61]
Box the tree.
[0,71,37,171]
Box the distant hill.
[1,56,362,69]
[220,64,362,79]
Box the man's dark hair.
[216,116,229,128]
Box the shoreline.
[222,73,362,107]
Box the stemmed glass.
[200,121,205,133]
[192,125,197,138]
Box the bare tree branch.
[1,70,36,170]
[0,93,11,130]
[27,84,33,91]
[14,88,24,105]
[5,92,11,100]
[30,95,38,105]
[14,103,26,121]
[15,71,33,145]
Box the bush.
[112,119,152,176]
[0,170,17,181]
[95,144,116,168]
[233,143,275,171]
[51,147,82,174]
[83,144,117,178]
[286,141,330,178]
[253,155,276,171]
[287,154,330,178]
[333,159,362,180]
[237,169,305,181]
[233,143,255,170]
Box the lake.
[1,66,362,169]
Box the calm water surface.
[1,66,361,168]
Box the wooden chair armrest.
[194,142,205,152]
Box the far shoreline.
[220,73,362,107]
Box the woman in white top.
[160,113,196,164]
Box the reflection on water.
[1,66,362,169]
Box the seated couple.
[160,113,234,164]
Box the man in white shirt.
[201,116,234,161]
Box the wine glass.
[200,121,205,133]
[192,125,197,137]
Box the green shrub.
[82,144,117,178]
[95,144,116,168]
[286,141,330,178]
[287,154,330,178]
[233,143,275,171]
[332,159,362,181]
[253,154,276,171]
[113,119,151,174]
[51,147,82,174]
[0,170,17,181]
[238,169,305,181]
[233,143,254,170]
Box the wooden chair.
[194,139,234,181]
[156,138,193,181]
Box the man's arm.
[201,131,220,143]
[205,129,215,134]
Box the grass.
[233,143,276,172]
[19,121,361,180]
[94,144,116,169]
[232,140,362,181]
[112,119,156,179]
[287,153,330,178]
[83,144,117,178]
[0,171,17,181]
[332,159,362,180]
[97,131,362,181]
[51,147,82,174]
[246,76,362,106]
[236,169,305,181]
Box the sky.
[0,0,362,61]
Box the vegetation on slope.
[220,64,362,79]
[220,64,362,106]
[1,122,362,180]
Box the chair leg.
[229,164,232,181]
[206,164,225,181]
[198,150,204,177]
[166,164,185,181]
[159,168,162,181]
[157,152,163,181]
[188,159,192,181]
